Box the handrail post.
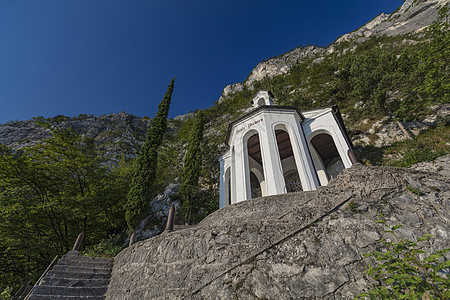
[347,149,359,165]
[72,231,85,251]
[166,205,175,232]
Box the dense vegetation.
[0,124,130,294]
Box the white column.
[219,157,225,209]
[234,142,248,202]
[231,147,236,204]
[259,122,285,195]
[243,139,252,200]
[290,122,320,191]
[309,146,328,186]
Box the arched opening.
[245,132,265,199]
[310,133,344,184]
[224,167,231,206]
[275,128,302,192]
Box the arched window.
[284,170,302,193]
[275,127,302,193]
[245,131,265,199]
[309,132,344,185]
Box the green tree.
[0,124,127,293]
[417,4,449,104]
[180,110,205,224]
[125,78,175,244]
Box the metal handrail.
[23,255,58,300]
[21,231,85,299]
[12,281,31,300]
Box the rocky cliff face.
[106,160,450,299]
[245,46,325,87]
[219,0,449,100]
[0,112,153,160]
[336,0,448,43]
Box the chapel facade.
[218,90,357,208]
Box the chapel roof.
[225,105,305,146]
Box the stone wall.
[106,163,449,299]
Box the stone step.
[52,265,111,274]
[57,258,112,269]
[61,254,113,264]
[40,276,110,287]
[31,285,107,297]
[47,270,110,280]
[29,294,105,300]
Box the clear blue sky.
[0,0,403,124]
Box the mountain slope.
[219,0,449,97]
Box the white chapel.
[219,90,358,208]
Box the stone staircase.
[27,250,112,300]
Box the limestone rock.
[336,0,449,44]
[245,46,325,87]
[0,113,153,161]
[219,83,245,103]
[174,112,195,121]
[130,182,181,242]
[352,104,450,147]
[411,154,450,177]
[106,163,450,299]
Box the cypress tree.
[125,77,175,244]
[180,109,205,224]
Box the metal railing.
[22,255,58,300]
[22,231,85,300]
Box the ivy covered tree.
[125,78,175,244]
[180,110,205,224]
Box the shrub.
[356,219,450,299]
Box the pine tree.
[180,110,205,224]
[125,77,175,244]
